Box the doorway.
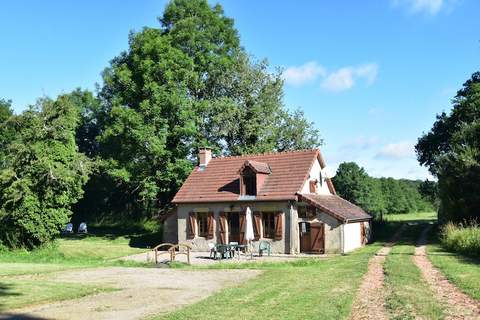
[299,222,324,253]
[228,212,240,243]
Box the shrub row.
[440,221,480,257]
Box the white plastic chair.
[78,222,88,234]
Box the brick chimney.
[199,148,212,167]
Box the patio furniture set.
[208,241,272,260]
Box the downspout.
[289,203,295,254]
[341,220,346,254]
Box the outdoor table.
[215,244,232,259]
[231,244,248,259]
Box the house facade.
[164,148,372,254]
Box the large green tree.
[96,0,321,218]
[416,72,480,222]
[0,99,14,170]
[0,96,91,248]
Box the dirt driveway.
[6,267,261,320]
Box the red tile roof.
[298,193,371,222]
[172,149,324,203]
[238,160,272,174]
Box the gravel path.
[413,225,480,320]
[349,224,406,320]
[5,267,261,320]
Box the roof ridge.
[214,148,319,160]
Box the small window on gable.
[242,167,257,196]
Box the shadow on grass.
[0,313,49,320]
[0,282,21,314]
[60,227,163,249]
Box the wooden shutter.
[274,212,283,240]
[309,180,317,193]
[253,211,262,240]
[239,212,246,244]
[187,212,196,239]
[361,222,366,245]
[218,212,227,244]
[206,211,215,239]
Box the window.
[262,212,275,239]
[197,212,208,237]
[242,168,257,196]
[298,206,307,218]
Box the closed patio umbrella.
[245,207,255,258]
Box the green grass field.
[0,232,149,311]
[427,226,480,301]
[384,223,444,320]
[156,244,382,320]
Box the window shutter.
[187,212,196,239]
[274,212,283,240]
[309,180,317,193]
[206,211,215,239]
[218,212,227,244]
[253,211,262,240]
[239,212,246,244]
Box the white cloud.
[392,0,457,15]
[340,136,380,152]
[375,141,415,160]
[321,63,378,92]
[282,61,326,86]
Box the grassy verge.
[427,227,480,301]
[0,228,153,311]
[0,279,114,311]
[438,222,480,257]
[154,244,381,320]
[384,223,444,320]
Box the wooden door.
[310,223,325,253]
[299,222,311,252]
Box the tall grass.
[441,221,480,257]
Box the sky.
[1,0,479,180]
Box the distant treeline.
[333,162,437,218]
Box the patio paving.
[121,250,333,266]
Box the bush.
[440,221,480,257]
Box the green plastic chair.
[258,241,271,257]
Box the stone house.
[163,148,372,254]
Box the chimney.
[199,148,212,167]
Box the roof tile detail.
[298,193,371,222]
[238,160,272,174]
[173,149,321,203]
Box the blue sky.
[1,0,479,180]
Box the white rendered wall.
[343,222,362,253]
[300,158,331,195]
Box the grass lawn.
[0,230,152,311]
[384,223,444,320]
[383,211,437,222]
[155,244,382,320]
[0,279,114,312]
[427,228,480,301]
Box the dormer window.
[238,160,271,197]
[243,167,257,196]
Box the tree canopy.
[416,71,480,222]
[0,96,91,248]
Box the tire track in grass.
[349,224,406,320]
[413,225,480,320]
